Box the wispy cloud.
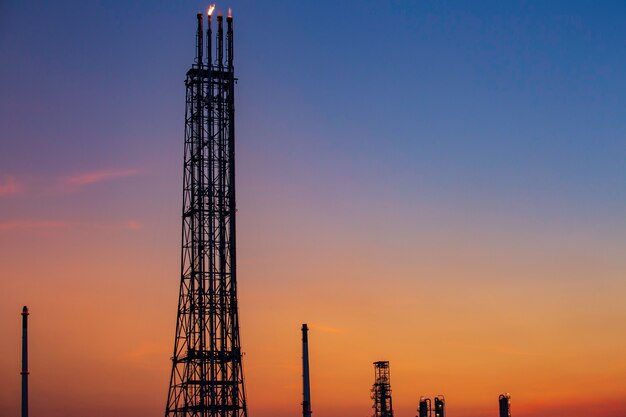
[63,168,140,187]
[0,220,67,232]
[123,341,169,369]
[90,219,143,231]
[125,341,169,362]
[125,220,142,231]
[309,323,344,334]
[464,344,538,357]
[0,177,22,197]
[0,169,140,197]
[0,219,142,233]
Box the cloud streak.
[0,219,142,233]
[0,220,67,232]
[0,177,22,197]
[63,168,140,187]
[0,169,140,197]
[308,323,344,334]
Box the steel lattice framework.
[166,11,247,417]
[371,361,394,417]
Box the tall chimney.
[196,13,203,66]
[302,324,312,417]
[21,306,29,417]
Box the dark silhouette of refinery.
[159,9,514,417]
[17,9,513,417]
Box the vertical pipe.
[196,13,203,65]
[302,324,312,417]
[195,13,207,415]
[21,306,29,417]
[215,13,228,412]
[206,9,216,413]
[226,10,240,407]
[227,12,233,70]
[217,15,223,68]
[207,11,213,83]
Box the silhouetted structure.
[417,397,430,417]
[499,394,511,417]
[165,9,247,417]
[302,324,312,417]
[21,306,29,417]
[433,396,445,417]
[371,361,394,417]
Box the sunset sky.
[1,1,625,417]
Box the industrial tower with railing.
[371,361,394,417]
[165,7,247,417]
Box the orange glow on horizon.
[0,3,624,417]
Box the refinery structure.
[17,7,513,417]
[164,6,247,417]
[159,7,514,417]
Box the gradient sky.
[1,1,625,417]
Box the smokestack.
[217,13,223,67]
[227,9,233,70]
[207,7,213,72]
[21,306,29,417]
[302,324,312,417]
[196,13,204,66]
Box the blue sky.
[1,2,625,416]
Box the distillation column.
[499,394,511,417]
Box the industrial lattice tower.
[165,10,247,417]
[371,361,394,417]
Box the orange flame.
[207,4,216,16]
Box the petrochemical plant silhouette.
[17,8,512,417]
